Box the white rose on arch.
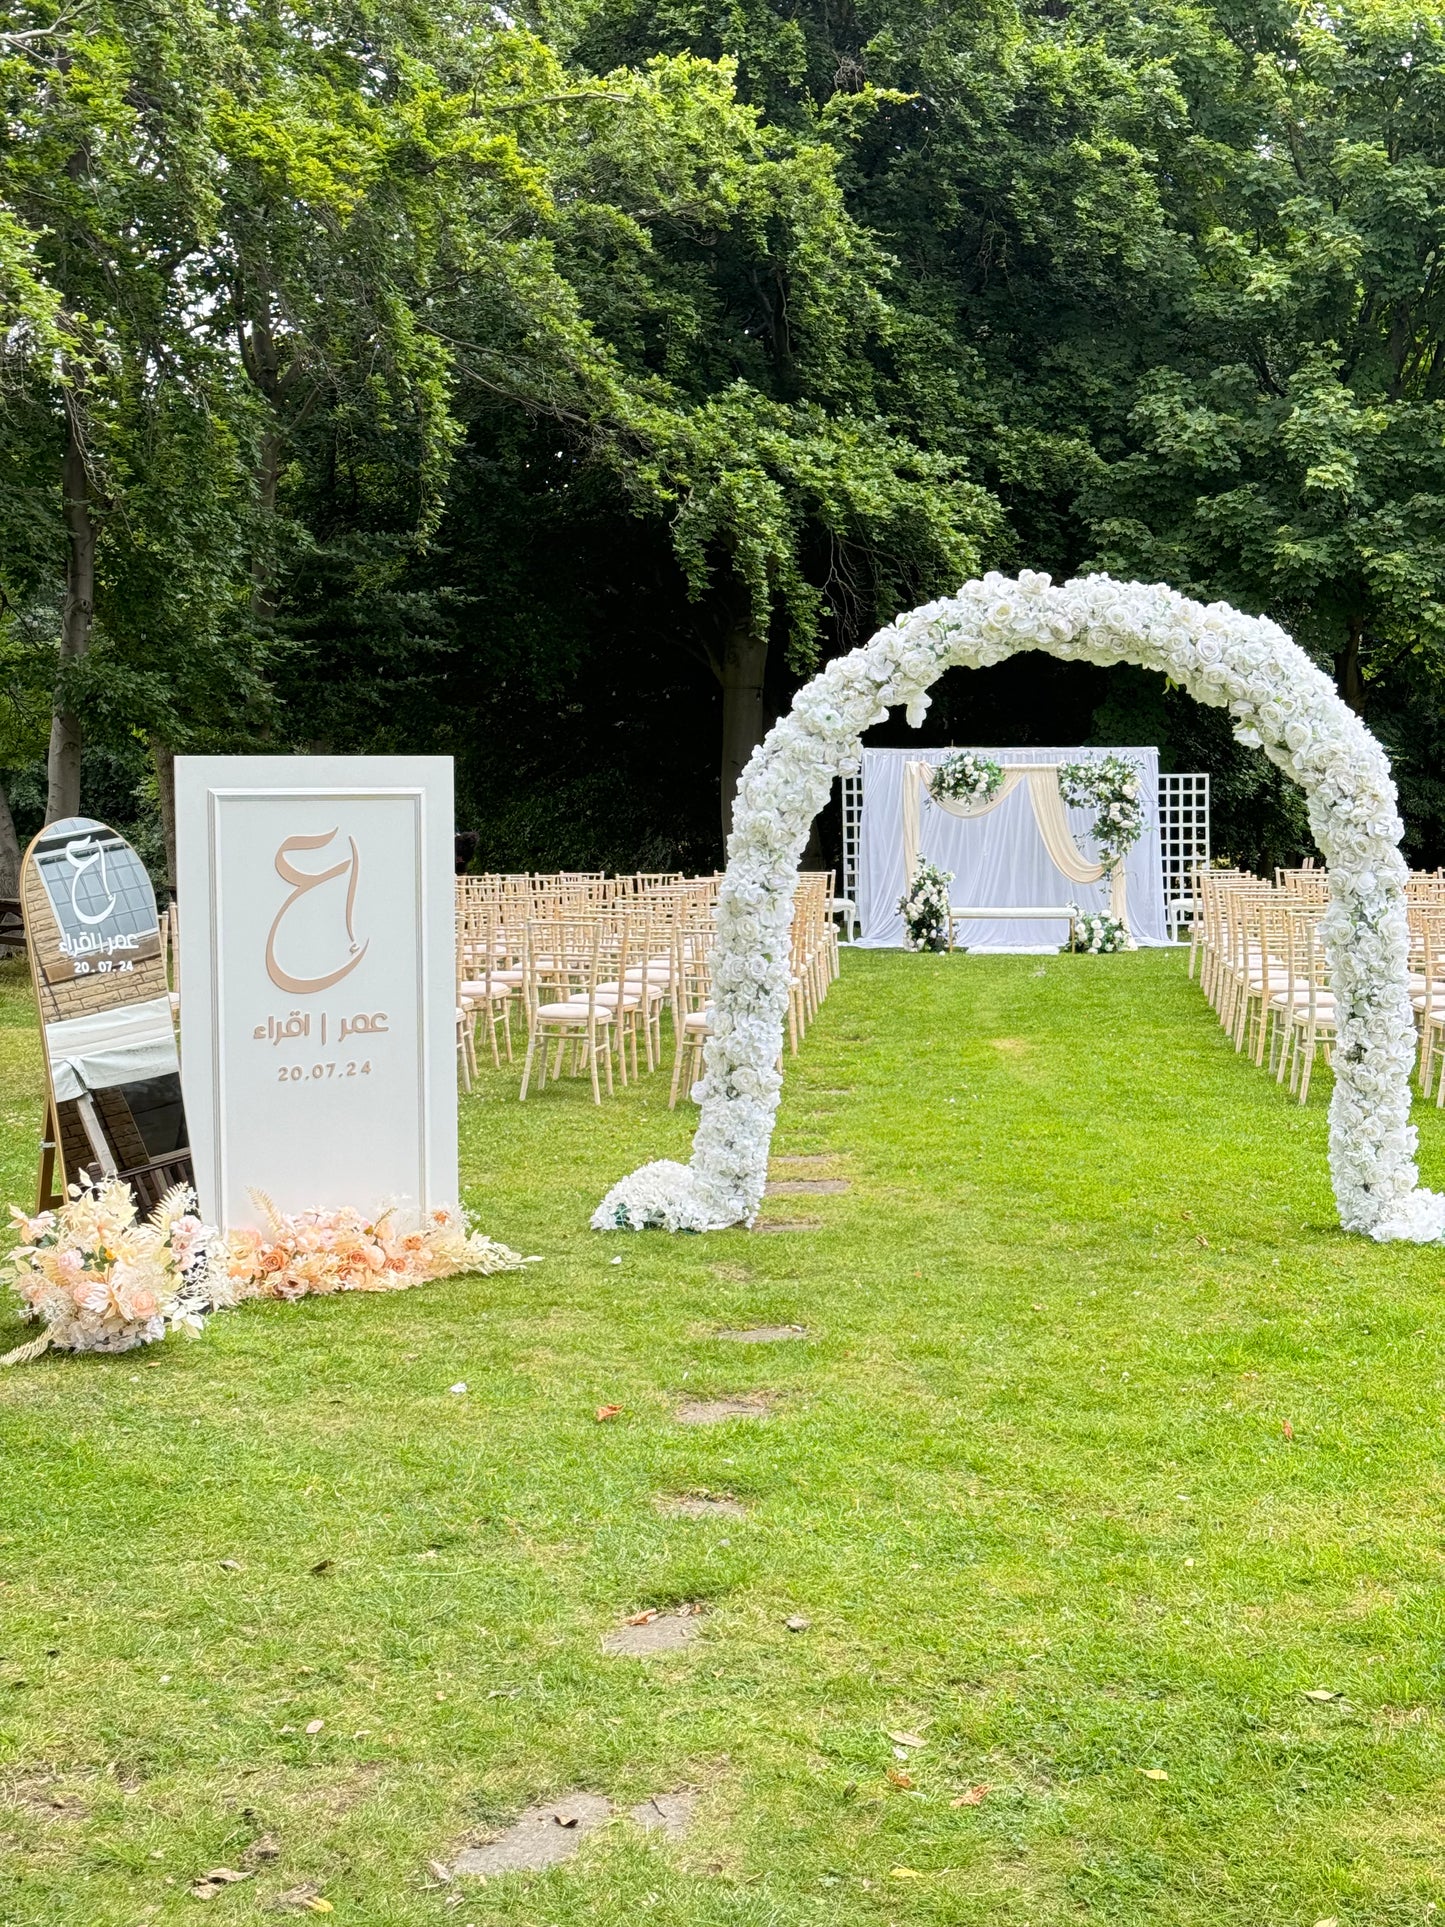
[592,572,1445,1246]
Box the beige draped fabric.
[901,760,1130,935]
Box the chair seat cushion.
[537,1000,612,1022]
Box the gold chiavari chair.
[520,916,615,1104]
[455,923,477,1092]
[1414,906,1445,1101]
[1282,910,1336,1103]
[669,911,713,1108]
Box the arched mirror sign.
[20,816,191,1210]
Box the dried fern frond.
[147,1183,196,1232]
[246,1188,288,1236]
[1,1330,53,1367]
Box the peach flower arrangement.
[227,1194,524,1301]
[2,1180,232,1361]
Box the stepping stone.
[750,1219,820,1234]
[715,1325,806,1344]
[657,1494,745,1518]
[452,1792,612,1876]
[771,1153,847,1169]
[601,1611,704,1656]
[631,1789,696,1840]
[764,1179,849,1195]
[676,1395,771,1425]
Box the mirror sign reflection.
[20,817,190,1210]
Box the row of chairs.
[1190,866,1445,1102]
[455,871,841,1105]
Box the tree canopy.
[3,0,1444,872]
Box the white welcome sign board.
[175,756,457,1231]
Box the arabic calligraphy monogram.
[64,837,117,927]
[264,829,371,994]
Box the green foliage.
[5,0,1445,861]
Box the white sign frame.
[176,755,457,1231]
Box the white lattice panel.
[1159,772,1210,938]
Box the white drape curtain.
[44,994,180,1102]
[856,746,1167,949]
[899,760,1130,929]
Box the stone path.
[451,1792,613,1876]
[657,1494,745,1518]
[450,1786,696,1876]
[601,1610,703,1656]
[631,1789,695,1839]
[675,1394,772,1424]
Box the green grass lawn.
[4,947,1445,1926]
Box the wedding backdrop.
[853,746,1168,948]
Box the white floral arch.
[596,571,1445,1244]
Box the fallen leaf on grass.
[1195,1235,1209,1248]
[886,1768,914,1789]
[270,1891,333,1915]
[1304,1688,1341,1702]
[218,1559,242,1572]
[890,1867,924,1880]
[595,1404,624,1422]
[950,1785,989,1807]
[626,1609,660,1625]
[304,1719,324,1735]
[241,1834,280,1866]
[191,1867,252,1899]
[1138,1768,1169,1782]
[310,1559,334,1575]
[427,1859,451,1882]
[1282,1419,1294,1440]
[887,1730,926,1748]
[1313,1918,1339,1927]
[555,1814,580,1829]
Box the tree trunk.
[47,400,96,823]
[0,777,21,898]
[1336,617,1366,715]
[251,425,282,625]
[150,735,177,898]
[719,624,769,845]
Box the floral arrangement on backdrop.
[1,1181,232,1362]
[228,1196,524,1301]
[1070,910,1129,954]
[897,858,955,952]
[929,750,1004,808]
[595,569,1443,1247]
[1057,753,1145,873]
